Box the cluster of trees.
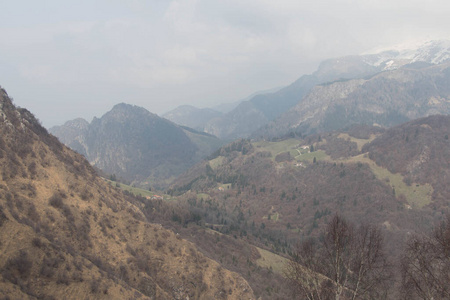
[401,215,450,299]
[286,215,450,299]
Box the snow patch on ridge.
[362,40,450,71]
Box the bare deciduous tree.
[285,215,392,299]
[400,215,450,300]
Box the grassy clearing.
[346,155,432,208]
[104,179,154,198]
[263,212,280,222]
[296,150,330,163]
[253,139,331,163]
[219,183,232,190]
[205,227,224,235]
[247,137,430,209]
[254,139,300,158]
[209,156,226,170]
[255,247,289,276]
[270,212,280,222]
[103,179,180,201]
[196,193,210,200]
[272,212,280,222]
[337,133,379,151]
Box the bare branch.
[285,215,392,299]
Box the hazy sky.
[1,0,449,127]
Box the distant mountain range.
[257,40,450,139]
[162,86,283,137]
[51,40,450,187]
[162,105,222,131]
[166,59,376,140]
[50,103,223,188]
[164,40,450,140]
[362,39,450,69]
[257,60,450,138]
[3,37,450,297]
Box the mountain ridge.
[50,103,223,188]
[162,105,223,131]
[256,60,450,138]
[198,40,450,140]
[0,86,255,299]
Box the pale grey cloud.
[1,0,449,127]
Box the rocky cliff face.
[87,103,198,184]
[48,118,89,156]
[50,103,222,188]
[256,61,450,138]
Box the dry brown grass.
[0,90,255,299]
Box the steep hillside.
[170,117,450,259]
[181,125,225,161]
[170,139,405,246]
[258,62,450,138]
[362,115,450,208]
[47,118,89,156]
[204,99,274,140]
[86,103,198,186]
[0,88,254,299]
[50,104,223,188]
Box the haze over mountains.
[164,40,450,140]
[50,104,223,188]
[3,0,450,295]
[2,40,450,299]
[49,40,450,192]
[258,60,450,138]
[162,105,223,132]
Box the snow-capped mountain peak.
[362,39,450,70]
